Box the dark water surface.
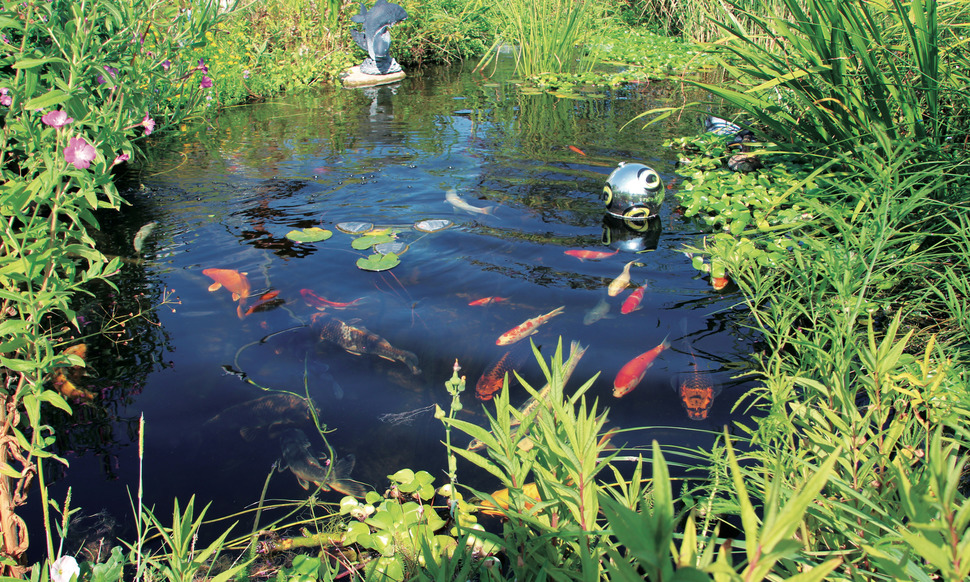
[39,61,757,555]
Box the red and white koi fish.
[301,288,365,310]
[469,296,508,306]
[496,306,565,346]
[613,336,670,398]
[620,284,647,314]
[607,260,636,297]
[564,248,619,261]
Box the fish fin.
[329,479,368,498]
[208,282,222,292]
[297,477,311,490]
[239,427,256,441]
[232,293,241,301]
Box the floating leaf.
[285,227,332,243]
[356,252,400,271]
[374,242,408,255]
[414,219,452,233]
[352,233,393,250]
[336,221,374,234]
[132,221,158,253]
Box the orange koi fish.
[564,248,618,261]
[613,335,670,398]
[676,346,721,420]
[469,296,508,306]
[203,268,251,301]
[475,346,529,401]
[51,343,96,402]
[240,290,282,318]
[568,145,587,156]
[607,260,636,297]
[712,276,730,291]
[479,482,541,517]
[620,284,647,314]
[496,306,565,346]
[301,288,364,310]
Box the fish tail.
[328,454,367,497]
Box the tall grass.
[690,0,956,156]
[473,0,604,77]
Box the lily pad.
[336,221,374,234]
[352,233,394,250]
[357,252,400,272]
[414,219,452,233]
[374,241,408,255]
[285,227,332,243]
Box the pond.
[37,59,758,557]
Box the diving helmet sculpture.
[603,162,665,223]
[351,0,408,75]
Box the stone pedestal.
[340,66,406,89]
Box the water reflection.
[36,60,759,559]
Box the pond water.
[37,60,758,556]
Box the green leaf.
[285,227,332,243]
[352,234,393,250]
[356,252,400,271]
[13,57,66,70]
[23,89,70,110]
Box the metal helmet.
[602,162,664,221]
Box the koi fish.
[204,393,317,441]
[203,268,251,301]
[240,290,282,318]
[314,314,421,374]
[469,296,508,306]
[564,248,618,261]
[479,482,541,517]
[51,344,95,402]
[475,345,529,401]
[301,288,365,310]
[620,284,647,314]
[583,297,611,325]
[496,306,565,346]
[676,345,722,420]
[613,336,670,398]
[607,260,636,297]
[568,145,587,156]
[276,428,366,497]
[712,276,730,291]
[445,188,494,216]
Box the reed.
[473,0,604,78]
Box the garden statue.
[351,0,408,76]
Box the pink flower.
[64,137,97,169]
[141,112,155,135]
[197,58,208,73]
[112,153,129,166]
[41,110,74,128]
[200,75,213,89]
[161,60,170,71]
[0,88,10,107]
[97,66,118,85]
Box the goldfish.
[564,248,618,261]
[301,288,364,310]
[620,284,647,314]
[479,482,541,517]
[445,188,494,216]
[612,336,670,398]
[203,268,251,301]
[676,345,721,420]
[314,314,421,374]
[568,145,587,156]
[496,306,565,346]
[607,260,636,297]
[276,429,366,497]
[475,346,529,401]
[468,296,507,306]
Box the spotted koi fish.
[314,314,421,375]
[496,306,565,346]
[475,345,530,401]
